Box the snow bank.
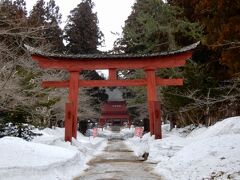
[0,128,107,180]
[125,133,153,157]
[33,127,106,156]
[126,116,240,180]
[120,127,135,139]
[97,128,114,139]
[0,137,77,168]
[156,134,240,180]
[97,127,134,140]
[191,116,240,138]
[0,137,83,180]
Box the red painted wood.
[101,101,128,114]
[145,69,157,135]
[68,71,79,139]
[99,101,129,127]
[100,114,129,118]
[148,101,156,136]
[109,68,117,80]
[154,101,162,139]
[42,79,146,87]
[79,79,147,87]
[31,52,191,70]
[65,103,73,142]
[31,51,192,141]
[41,78,184,88]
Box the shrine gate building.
[28,42,199,142]
[99,100,130,127]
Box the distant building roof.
[100,101,129,119]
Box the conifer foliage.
[168,0,240,75]
[117,0,240,126]
[115,0,202,53]
[28,0,64,52]
[64,0,103,54]
[64,0,107,122]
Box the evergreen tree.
[64,0,103,54]
[168,0,240,75]
[160,0,240,126]
[28,0,64,52]
[114,0,226,126]
[115,0,202,53]
[194,0,240,75]
[64,0,108,123]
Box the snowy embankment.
[0,128,107,180]
[98,126,135,139]
[125,116,240,180]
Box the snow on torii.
[27,42,199,142]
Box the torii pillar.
[145,68,162,138]
[64,71,80,141]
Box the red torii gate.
[28,42,198,142]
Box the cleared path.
[75,137,161,180]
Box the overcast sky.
[25,0,135,51]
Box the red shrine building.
[99,88,130,127]
[99,100,130,127]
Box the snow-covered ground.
[98,126,135,140]
[1,116,240,180]
[0,127,107,180]
[125,116,240,180]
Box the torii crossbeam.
[27,42,199,142]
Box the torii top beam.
[27,42,199,71]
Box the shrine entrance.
[28,42,198,142]
[99,100,130,128]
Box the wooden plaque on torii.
[27,42,199,142]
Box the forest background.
[0,0,239,138]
